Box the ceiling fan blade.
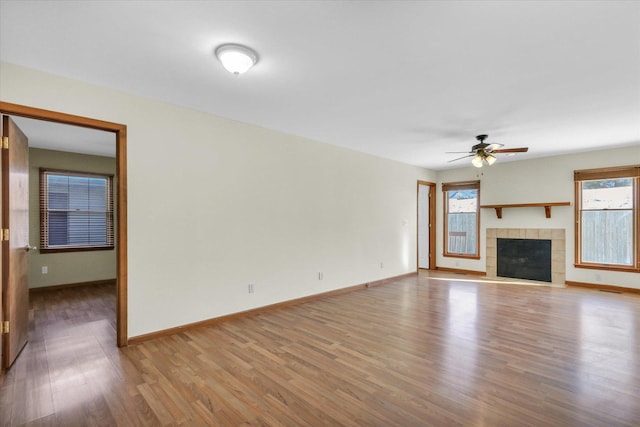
[493,147,529,153]
[448,154,475,162]
[486,143,504,151]
[445,151,473,154]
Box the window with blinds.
[40,169,114,252]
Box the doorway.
[0,102,127,361]
[417,180,436,270]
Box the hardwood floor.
[1,273,639,426]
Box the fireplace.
[497,238,552,282]
[486,228,565,285]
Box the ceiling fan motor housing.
[472,135,490,152]
[472,142,490,152]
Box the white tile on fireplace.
[497,229,509,238]
[552,260,565,273]
[552,272,566,285]
[552,229,565,239]
[551,247,567,262]
[525,229,540,239]
[507,229,521,238]
[486,255,496,269]
[539,229,552,239]
[486,228,496,238]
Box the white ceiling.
[1,1,639,169]
[11,117,115,158]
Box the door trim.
[417,180,436,270]
[0,101,128,347]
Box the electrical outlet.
[318,272,323,280]
[380,262,384,269]
[42,266,48,274]
[248,283,255,294]
[595,274,602,282]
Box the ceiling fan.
[447,134,529,167]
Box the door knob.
[25,245,37,252]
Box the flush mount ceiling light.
[215,43,258,75]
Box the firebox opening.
[497,238,552,282]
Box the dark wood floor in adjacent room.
[1,273,639,426]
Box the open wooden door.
[418,183,430,269]
[2,116,30,369]
[417,180,436,271]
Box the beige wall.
[436,145,640,289]
[1,62,436,337]
[28,148,117,288]
[3,60,637,338]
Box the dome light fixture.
[215,43,258,75]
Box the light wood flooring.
[1,273,640,426]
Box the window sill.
[574,263,639,273]
[40,246,115,254]
[444,253,481,260]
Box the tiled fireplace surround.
[486,228,566,285]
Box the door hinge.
[1,136,8,149]
[2,321,8,334]
[1,229,8,241]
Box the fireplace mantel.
[480,202,571,218]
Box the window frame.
[442,180,481,259]
[574,165,640,272]
[39,168,115,253]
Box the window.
[443,180,480,258]
[40,169,114,253]
[574,165,639,272]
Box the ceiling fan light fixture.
[447,134,529,168]
[472,155,484,168]
[215,43,258,75]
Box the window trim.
[574,165,639,272]
[40,168,115,253]
[442,180,481,259]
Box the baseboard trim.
[365,271,417,287]
[29,278,117,293]
[128,272,418,345]
[435,266,486,276]
[565,281,640,295]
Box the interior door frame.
[417,180,436,270]
[0,101,128,347]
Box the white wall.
[0,62,436,337]
[436,145,640,288]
